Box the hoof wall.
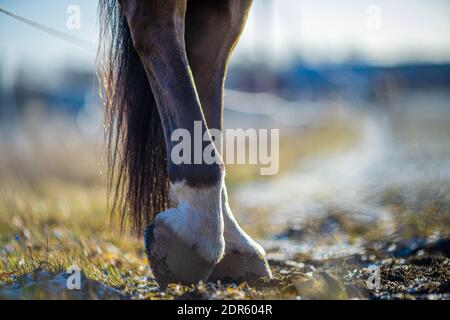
[208,251,272,285]
[144,224,216,289]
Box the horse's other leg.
[120,0,225,288]
[185,0,272,283]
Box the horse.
[98,0,272,288]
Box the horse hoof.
[208,251,272,285]
[144,223,216,289]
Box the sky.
[0,0,449,81]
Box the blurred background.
[0,0,450,299]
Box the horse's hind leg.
[120,0,225,288]
[185,0,272,283]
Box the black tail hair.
[98,0,169,236]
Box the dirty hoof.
[144,223,216,289]
[208,251,272,284]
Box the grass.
[0,180,145,289]
[0,116,148,296]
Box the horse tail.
[98,0,169,236]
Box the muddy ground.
[1,212,449,300]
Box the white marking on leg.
[155,180,225,263]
